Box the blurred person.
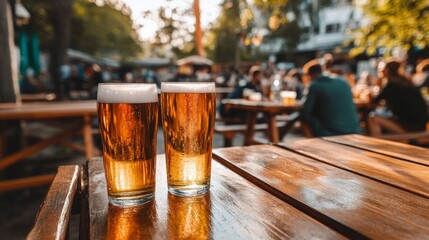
[284,68,304,100]
[219,66,263,119]
[21,68,39,94]
[344,71,356,89]
[353,71,379,100]
[67,68,85,91]
[89,64,103,99]
[321,53,334,75]
[227,69,240,87]
[102,68,112,83]
[38,71,49,91]
[124,72,134,83]
[144,68,156,83]
[412,59,429,88]
[368,59,428,135]
[300,60,361,137]
[196,67,212,82]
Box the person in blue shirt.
[300,60,361,137]
[219,66,263,119]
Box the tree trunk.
[50,0,72,99]
[0,0,20,103]
[0,0,22,159]
[193,0,206,57]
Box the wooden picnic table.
[0,100,98,190]
[222,98,371,145]
[28,135,429,239]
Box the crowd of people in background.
[219,55,429,137]
[19,54,429,138]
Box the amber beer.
[161,82,215,196]
[97,83,158,206]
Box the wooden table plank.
[0,100,97,119]
[0,174,54,191]
[222,99,301,114]
[85,156,344,240]
[213,145,429,240]
[280,139,429,199]
[324,134,429,167]
[27,165,80,240]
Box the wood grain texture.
[280,139,429,199]
[27,165,80,240]
[0,123,80,170]
[0,174,54,191]
[85,156,344,240]
[222,99,370,114]
[213,145,429,240]
[324,134,429,166]
[222,99,301,114]
[0,100,97,120]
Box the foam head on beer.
[98,83,158,103]
[161,82,215,93]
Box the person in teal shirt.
[300,60,361,137]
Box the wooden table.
[222,99,371,145]
[0,100,98,190]
[79,156,343,239]
[213,135,429,239]
[21,93,57,102]
[28,135,429,239]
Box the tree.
[144,2,195,58]
[351,0,429,56]
[0,0,22,156]
[0,0,20,103]
[50,0,73,98]
[209,0,253,62]
[22,0,142,58]
[253,0,334,51]
[20,0,142,97]
[71,0,142,58]
[193,0,205,57]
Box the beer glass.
[161,82,216,196]
[97,83,158,206]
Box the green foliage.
[253,0,335,51]
[208,0,254,62]
[143,3,195,58]
[22,0,53,51]
[351,0,429,56]
[22,0,142,59]
[71,0,142,59]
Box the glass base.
[168,185,209,197]
[108,194,154,207]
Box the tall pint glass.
[161,82,216,196]
[97,83,158,206]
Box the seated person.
[369,59,428,135]
[412,59,429,88]
[219,66,263,119]
[300,60,361,137]
[284,68,304,100]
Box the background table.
[0,100,98,190]
[74,135,429,239]
[222,99,371,145]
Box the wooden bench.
[215,121,287,147]
[27,165,80,240]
